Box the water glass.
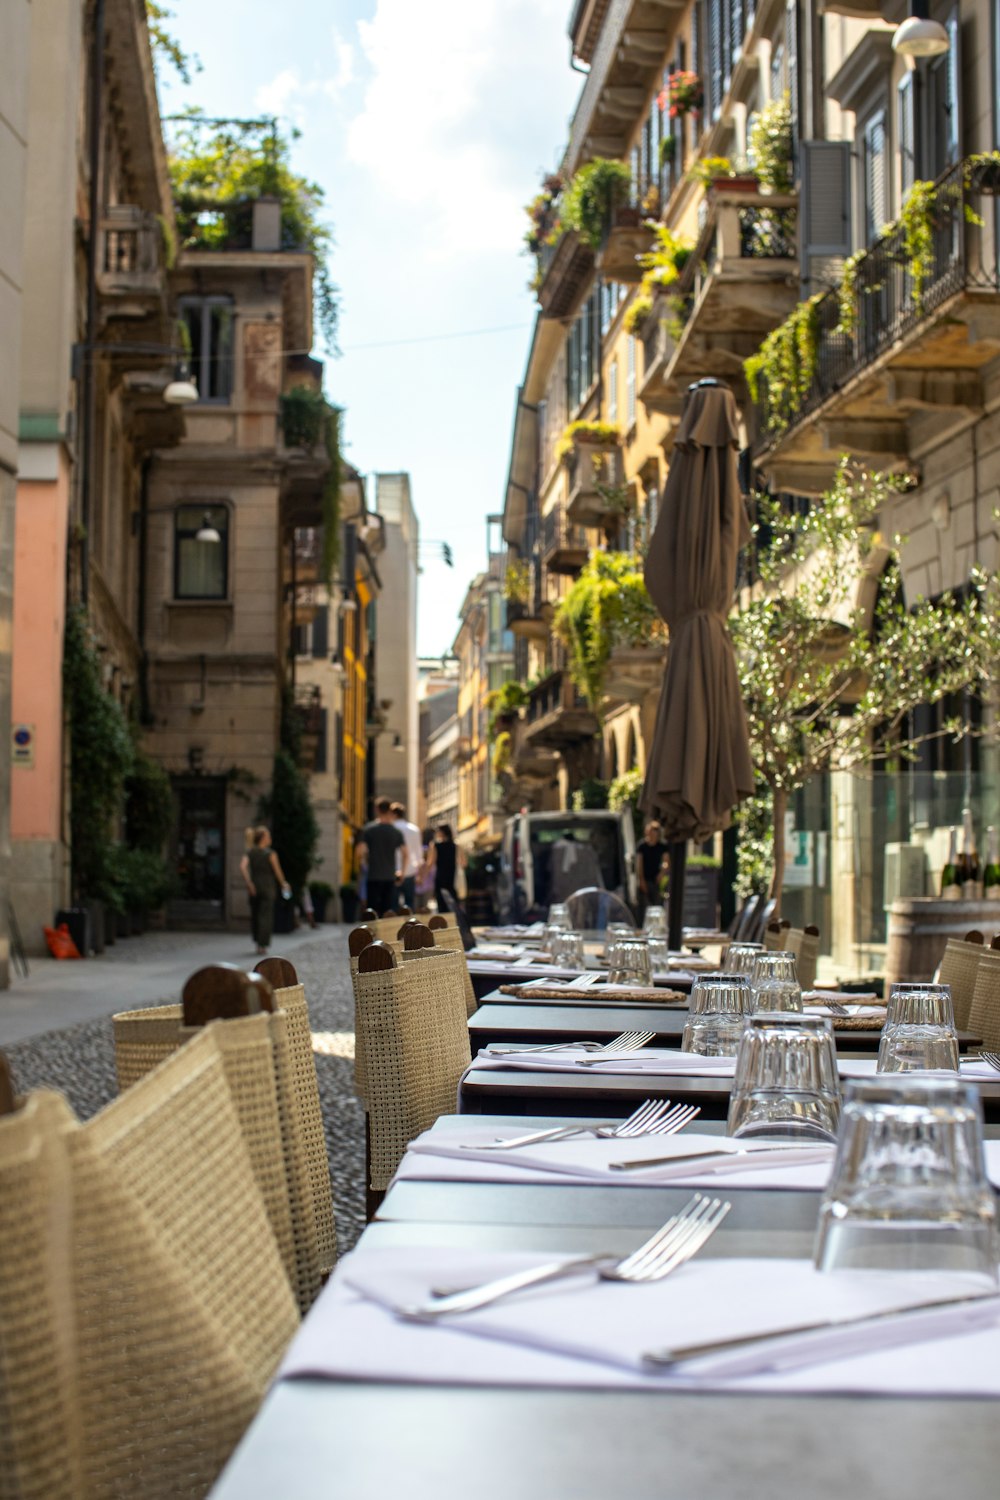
[607,937,652,986]
[550,929,584,970]
[642,905,667,937]
[877,987,959,1073]
[548,904,571,931]
[648,936,670,976]
[604,923,637,967]
[682,975,751,1057]
[814,1076,998,1277]
[723,941,764,976]
[727,1012,842,1142]
[750,950,802,1013]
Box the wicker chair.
[113,961,335,1311]
[353,941,471,1206]
[764,922,783,952]
[0,1033,297,1500]
[785,926,820,990]
[968,949,1000,1052]
[935,937,986,1030]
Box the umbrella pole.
[668,841,687,950]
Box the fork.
[578,1028,656,1064]
[468,1097,700,1151]
[486,1028,655,1059]
[977,1051,1000,1072]
[401,1194,731,1319]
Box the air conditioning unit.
[883,843,927,910]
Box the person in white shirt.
[392,802,423,911]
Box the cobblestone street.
[2,925,367,1253]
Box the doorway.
[169,776,227,925]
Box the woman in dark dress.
[240,825,291,954]
[636,818,668,924]
[426,823,458,913]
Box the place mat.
[282,1249,1000,1396]
[805,991,881,1006]
[394,1133,1000,1194]
[498,983,687,1003]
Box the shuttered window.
[897,74,915,200]
[863,111,887,244]
[785,0,798,157]
[709,0,723,119]
[730,0,744,64]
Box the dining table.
[466,959,697,1002]
[208,1107,1000,1500]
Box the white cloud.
[255,67,302,120]
[346,0,572,260]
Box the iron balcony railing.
[540,504,589,560]
[669,191,800,333]
[753,157,1000,447]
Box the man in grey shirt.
[356,797,406,914]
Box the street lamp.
[195,512,222,544]
[163,362,199,405]
[893,0,950,58]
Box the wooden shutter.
[709,0,723,119]
[312,607,329,659]
[730,0,744,64]
[863,111,887,243]
[786,0,799,159]
[800,139,852,292]
[897,74,915,200]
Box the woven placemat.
[498,983,687,1004]
[829,1013,886,1031]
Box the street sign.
[12,724,35,768]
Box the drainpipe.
[137,455,152,724]
[79,0,106,608]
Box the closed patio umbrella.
[641,379,755,946]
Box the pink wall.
[11,465,70,841]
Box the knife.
[610,1144,834,1172]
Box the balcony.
[639,190,799,412]
[751,158,1000,495]
[596,204,655,285]
[540,504,590,575]
[523,670,599,751]
[96,206,167,313]
[450,735,475,766]
[505,557,555,640]
[566,0,684,174]
[604,641,668,703]
[564,438,624,527]
[536,229,595,320]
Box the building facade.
[372,473,419,816]
[497,0,1000,971]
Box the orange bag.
[44,923,82,960]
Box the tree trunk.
[770,786,787,917]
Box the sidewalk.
[0,922,341,1047]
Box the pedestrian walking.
[424,823,459,914]
[636,819,669,923]
[240,826,291,955]
[391,802,423,911]
[355,797,406,915]
[415,827,435,912]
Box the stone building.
[498,0,1000,971]
[371,473,419,816]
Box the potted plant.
[749,94,794,194]
[688,156,758,194]
[563,159,633,249]
[308,880,334,923]
[339,881,359,923]
[966,151,1000,194]
[658,71,703,118]
[555,419,621,463]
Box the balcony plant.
[555,419,621,462]
[965,151,1000,193]
[687,156,757,193]
[639,223,693,294]
[749,94,794,194]
[743,295,822,435]
[623,294,653,337]
[492,730,513,778]
[658,71,703,118]
[608,766,645,838]
[554,551,661,709]
[503,556,531,605]
[563,159,633,250]
[486,679,529,738]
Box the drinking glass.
[750,950,802,1013]
[548,904,571,931]
[727,1013,841,1142]
[814,1076,998,1277]
[605,923,636,969]
[682,975,752,1056]
[877,987,959,1073]
[607,937,652,986]
[642,905,667,937]
[647,936,670,976]
[723,942,764,976]
[550,930,584,970]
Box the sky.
[156,0,582,655]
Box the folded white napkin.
[281,1249,1000,1395]
[960,1058,1000,1079]
[469,1047,738,1077]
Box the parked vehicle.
[497,810,638,922]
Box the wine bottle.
[940,826,961,900]
[961,807,981,901]
[984,826,1000,902]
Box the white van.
[497,809,638,922]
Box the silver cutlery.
[402,1194,731,1319]
[642,1289,999,1369]
[486,1028,655,1060]
[468,1097,699,1151]
[977,1051,1000,1072]
[610,1141,834,1172]
[577,1029,656,1065]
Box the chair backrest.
[764,922,783,952]
[733,893,760,940]
[747,897,776,942]
[440,890,477,951]
[113,961,335,1309]
[353,942,471,1192]
[968,950,1000,1053]
[793,925,820,990]
[935,937,986,1030]
[564,887,636,934]
[0,1039,297,1500]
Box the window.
[862,110,887,244]
[626,338,636,427]
[179,295,235,403]
[897,74,915,200]
[174,505,229,599]
[608,358,618,424]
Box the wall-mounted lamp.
[195,512,222,543]
[392,733,406,753]
[163,361,199,406]
[893,0,950,57]
[339,596,357,613]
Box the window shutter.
[800,139,852,293]
[897,75,915,199]
[864,112,887,243]
[730,0,744,64]
[945,9,961,165]
[709,0,723,118]
[785,0,799,157]
[312,606,329,659]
